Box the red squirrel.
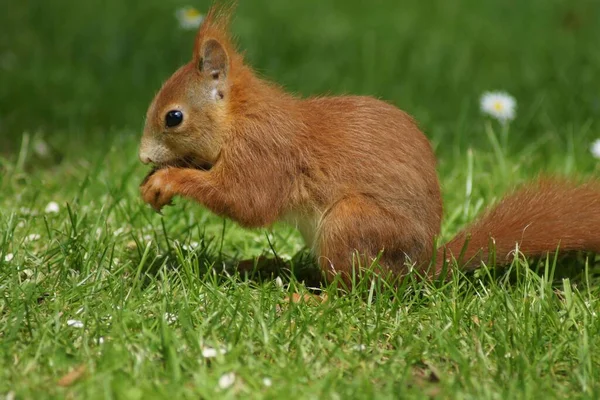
[139,6,600,285]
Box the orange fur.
[435,179,600,273]
[139,7,600,286]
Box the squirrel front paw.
[140,168,176,212]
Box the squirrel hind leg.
[316,195,432,287]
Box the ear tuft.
[199,39,229,78]
[193,3,237,78]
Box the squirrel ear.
[198,39,229,79]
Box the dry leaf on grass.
[283,293,328,305]
[472,315,493,327]
[57,364,87,387]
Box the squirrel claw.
[154,208,164,215]
[139,168,176,213]
[152,199,174,214]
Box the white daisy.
[480,91,516,123]
[591,139,600,159]
[44,201,60,214]
[67,319,84,328]
[176,7,205,30]
[218,372,236,389]
[353,344,367,352]
[262,377,272,387]
[164,312,177,324]
[202,346,227,358]
[33,138,50,158]
[26,234,41,242]
[274,276,283,288]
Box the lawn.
[2,0,600,398]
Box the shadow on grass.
[125,229,600,300]
[126,235,324,290]
[448,251,600,301]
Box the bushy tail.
[434,179,600,274]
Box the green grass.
[2,0,600,398]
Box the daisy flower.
[353,344,367,352]
[591,139,600,159]
[176,7,205,30]
[274,276,283,288]
[45,201,60,214]
[67,319,84,328]
[202,346,227,358]
[164,312,177,324]
[480,91,516,123]
[26,234,41,242]
[218,372,236,389]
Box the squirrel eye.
[165,110,183,128]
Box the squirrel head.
[139,5,239,170]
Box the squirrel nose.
[139,137,158,164]
[139,152,153,164]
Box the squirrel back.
[435,179,600,274]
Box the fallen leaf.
[57,364,87,387]
[283,293,327,305]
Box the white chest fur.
[280,208,321,250]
